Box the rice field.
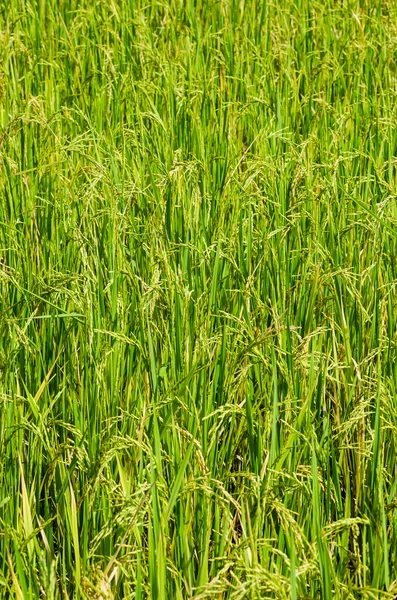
[1,0,397,598]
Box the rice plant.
[1,0,397,598]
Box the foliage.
[1,0,397,597]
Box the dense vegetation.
[1,0,397,597]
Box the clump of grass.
[1,0,397,597]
